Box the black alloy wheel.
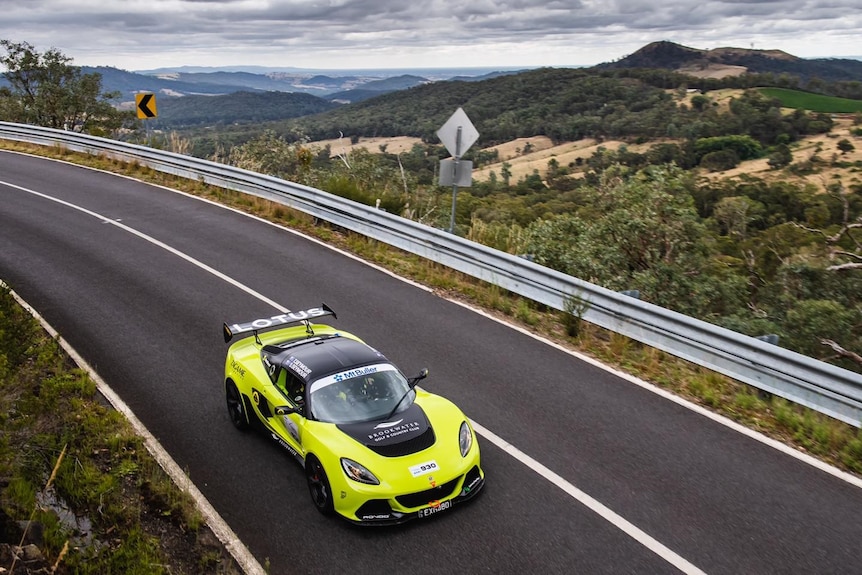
[226,380,249,431]
[306,456,335,515]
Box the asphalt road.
[2,150,862,575]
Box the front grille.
[356,499,392,516]
[367,426,436,457]
[395,476,460,509]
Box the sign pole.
[449,126,462,234]
[135,92,158,146]
[437,107,478,235]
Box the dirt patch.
[474,115,862,190]
[473,138,669,183]
[310,135,423,156]
[306,100,861,193]
[678,63,748,79]
[708,116,862,187]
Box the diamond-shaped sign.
[436,107,479,158]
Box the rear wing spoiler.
[223,304,337,343]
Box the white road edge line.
[446,299,862,491]
[471,420,707,575]
[4,176,708,574]
[3,282,266,575]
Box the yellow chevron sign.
[135,93,157,119]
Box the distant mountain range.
[77,41,862,110]
[4,40,860,132]
[81,65,525,104]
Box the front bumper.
[344,464,485,526]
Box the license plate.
[418,500,451,519]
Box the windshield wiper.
[383,368,428,421]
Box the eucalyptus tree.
[0,39,132,135]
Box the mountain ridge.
[598,40,862,82]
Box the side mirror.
[409,368,429,387]
[274,405,299,416]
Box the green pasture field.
[759,87,862,114]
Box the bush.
[700,149,740,172]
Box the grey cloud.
[1,0,859,69]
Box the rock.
[21,543,44,563]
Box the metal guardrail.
[2,121,861,427]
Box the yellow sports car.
[222,305,484,524]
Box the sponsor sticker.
[230,359,246,378]
[270,432,299,459]
[310,363,398,391]
[367,420,420,442]
[409,460,439,477]
[287,356,312,379]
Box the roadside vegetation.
[0,284,241,574]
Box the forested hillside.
[178,64,859,157]
[151,91,339,128]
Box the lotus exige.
[222,304,484,524]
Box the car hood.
[336,403,435,457]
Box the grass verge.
[1,139,860,485]
[0,284,241,574]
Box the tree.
[783,300,861,367]
[767,143,793,169]
[690,94,710,112]
[713,196,764,239]
[523,165,740,316]
[793,184,862,271]
[837,139,855,155]
[699,149,740,172]
[500,162,512,187]
[0,39,131,134]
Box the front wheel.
[305,456,334,516]
[225,380,249,431]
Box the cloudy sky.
[1,0,860,72]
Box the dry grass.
[311,135,424,156]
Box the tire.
[305,455,335,516]
[225,380,249,431]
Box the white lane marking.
[472,420,707,575]
[3,282,265,575]
[3,178,707,573]
[0,179,289,314]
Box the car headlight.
[459,421,473,457]
[341,458,380,485]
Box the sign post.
[135,92,158,144]
[436,108,478,234]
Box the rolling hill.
[598,40,862,82]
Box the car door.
[273,368,306,453]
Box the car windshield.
[308,363,415,424]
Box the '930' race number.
[409,460,439,477]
